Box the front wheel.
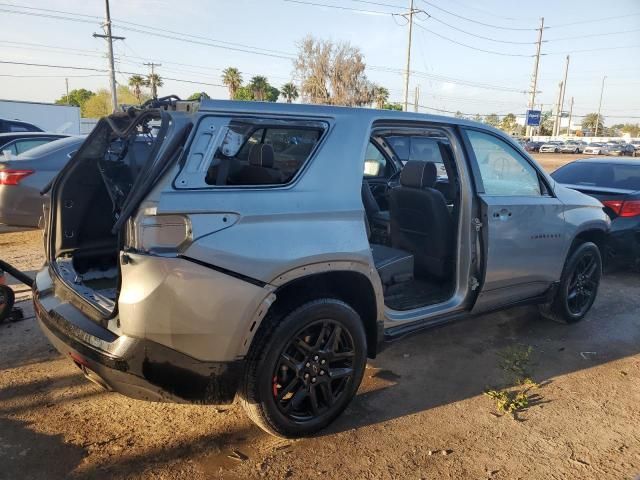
[240,299,367,438]
[539,242,602,324]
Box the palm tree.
[581,112,605,136]
[221,67,242,99]
[145,73,163,99]
[128,75,145,103]
[373,86,389,110]
[281,82,299,103]
[249,76,269,101]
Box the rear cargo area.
[50,111,162,314]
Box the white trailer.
[0,99,81,134]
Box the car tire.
[0,285,15,323]
[239,298,367,438]
[539,241,602,324]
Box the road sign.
[526,110,542,127]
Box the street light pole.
[526,17,544,138]
[93,0,125,113]
[594,76,607,137]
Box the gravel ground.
[1,153,638,479]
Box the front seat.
[389,161,454,279]
[230,143,283,185]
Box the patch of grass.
[485,345,542,418]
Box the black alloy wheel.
[272,319,355,421]
[565,250,599,317]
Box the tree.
[294,35,374,107]
[187,92,210,101]
[454,111,465,119]
[281,82,299,103]
[145,73,163,99]
[484,113,500,127]
[128,75,146,103]
[55,89,94,109]
[82,86,139,118]
[373,85,389,110]
[221,67,243,100]
[249,76,269,101]
[383,102,403,111]
[581,113,605,136]
[539,110,554,136]
[473,114,482,123]
[500,113,518,133]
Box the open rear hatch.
[47,102,193,320]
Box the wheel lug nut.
[320,359,326,365]
[319,370,325,376]
[312,377,317,383]
[313,355,319,361]
[304,373,309,379]
[305,362,310,367]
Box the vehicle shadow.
[324,269,640,435]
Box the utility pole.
[594,76,607,137]
[413,85,420,112]
[566,96,574,136]
[65,78,69,104]
[552,81,563,138]
[403,0,415,112]
[555,55,570,136]
[144,62,162,99]
[525,17,544,138]
[93,0,124,113]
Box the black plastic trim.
[178,255,268,287]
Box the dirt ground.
[1,154,639,479]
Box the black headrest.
[400,161,437,189]
[248,143,275,168]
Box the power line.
[545,28,640,42]
[412,21,534,57]
[283,0,399,15]
[419,12,536,44]
[548,12,640,28]
[545,44,640,55]
[0,7,98,24]
[418,0,538,31]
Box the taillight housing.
[0,169,34,185]
[127,208,192,253]
[602,199,640,218]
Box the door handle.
[493,208,512,220]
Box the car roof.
[0,132,67,139]
[572,157,640,166]
[198,99,495,130]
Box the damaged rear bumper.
[33,267,242,404]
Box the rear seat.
[371,244,414,289]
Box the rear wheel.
[539,242,602,324]
[240,299,367,438]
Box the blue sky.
[1,0,639,124]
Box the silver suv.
[34,98,609,437]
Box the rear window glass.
[198,119,325,187]
[552,163,640,190]
[385,136,447,177]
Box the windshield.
[16,136,85,159]
[552,162,640,190]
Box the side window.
[466,130,542,196]
[14,139,50,155]
[199,120,325,187]
[1,143,18,156]
[363,142,389,177]
[8,123,29,132]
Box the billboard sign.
[526,109,542,127]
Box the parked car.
[0,132,69,157]
[608,143,635,157]
[0,136,84,227]
[539,141,564,153]
[630,140,640,152]
[552,158,640,269]
[559,141,586,154]
[34,99,609,438]
[524,141,544,152]
[583,143,609,155]
[0,118,43,133]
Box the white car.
[539,141,563,153]
[583,143,609,155]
